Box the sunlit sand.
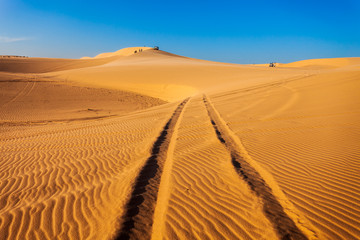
[1,48,359,239]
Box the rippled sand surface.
[1,49,359,239]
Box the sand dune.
[281,57,360,69]
[1,47,359,239]
[0,73,165,123]
[43,48,315,101]
[92,47,154,59]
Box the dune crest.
[92,47,154,59]
[281,57,360,69]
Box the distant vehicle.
[153,46,159,50]
[269,62,277,67]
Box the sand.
[0,47,359,239]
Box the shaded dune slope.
[0,74,165,124]
[0,57,119,73]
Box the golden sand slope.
[1,48,359,239]
[281,57,360,69]
[209,67,360,239]
[46,48,311,101]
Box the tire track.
[203,95,310,240]
[114,98,189,240]
[1,81,35,108]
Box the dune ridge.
[93,47,154,59]
[281,57,360,69]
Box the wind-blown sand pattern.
[209,68,360,240]
[0,100,181,239]
[1,48,359,239]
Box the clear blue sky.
[1,0,359,63]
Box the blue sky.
[1,0,359,63]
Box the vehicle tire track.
[1,81,35,108]
[203,95,310,240]
[114,98,189,240]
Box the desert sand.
[0,47,359,240]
